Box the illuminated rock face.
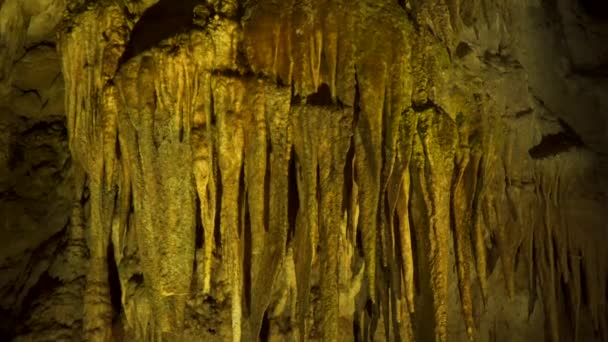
[1,0,607,341]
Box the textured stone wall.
[0,0,87,340]
[0,0,607,341]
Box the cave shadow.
[118,0,200,67]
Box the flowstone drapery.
[54,0,608,341]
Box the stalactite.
[291,105,320,341]
[471,154,489,304]
[316,106,352,341]
[420,108,456,342]
[451,149,475,341]
[353,69,383,306]
[243,82,268,305]
[192,71,217,296]
[106,87,129,269]
[410,128,436,342]
[397,173,415,311]
[248,84,291,340]
[58,4,130,341]
[395,110,417,322]
[215,76,246,342]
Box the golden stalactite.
[451,150,475,341]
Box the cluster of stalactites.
[58,0,607,341]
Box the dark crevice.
[211,68,281,85]
[455,41,473,59]
[515,108,534,118]
[31,160,55,171]
[306,83,333,106]
[20,119,67,137]
[528,118,585,159]
[407,197,420,296]
[214,162,223,253]
[236,44,254,76]
[259,309,270,342]
[580,258,589,306]
[411,100,436,113]
[0,308,15,340]
[114,134,122,161]
[343,137,356,240]
[233,0,246,22]
[315,163,321,207]
[237,163,248,315]
[286,147,299,248]
[129,273,144,287]
[315,164,321,256]
[12,275,63,336]
[353,70,361,128]
[81,181,90,207]
[263,140,271,233]
[567,63,608,79]
[580,0,608,19]
[195,189,204,249]
[353,318,362,342]
[560,275,575,331]
[107,242,122,323]
[14,41,56,64]
[275,75,287,88]
[356,220,365,257]
[366,299,379,340]
[13,86,42,102]
[365,298,374,317]
[243,193,252,315]
[209,83,216,126]
[482,49,523,69]
[8,144,24,170]
[18,272,63,320]
[290,82,302,105]
[126,186,134,236]
[392,209,404,289]
[397,0,406,10]
[210,68,246,79]
[551,236,561,287]
[238,162,246,239]
[486,235,500,277]
[514,242,523,271]
[528,239,538,319]
[469,158,485,256]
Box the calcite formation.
[1,0,607,341]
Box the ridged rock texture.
[1,0,608,341]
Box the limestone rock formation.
[0,0,607,341]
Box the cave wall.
[0,0,88,340]
[0,0,607,341]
